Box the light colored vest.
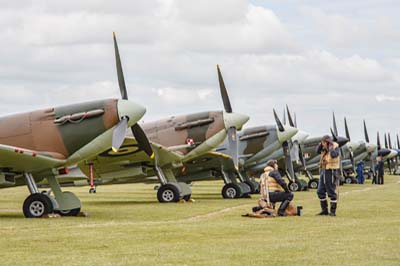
[320,142,340,170]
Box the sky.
[0,0,400,143]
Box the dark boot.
[329,202,337,216]
[278,200,290,216]
[317,200,328,215]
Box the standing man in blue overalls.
[316,135,341,216]
[356,160,365,184]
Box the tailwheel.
[89,187,96,194]
[23,193,54,218]
[56,208,81,216]
[157,184,180,203]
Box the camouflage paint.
[0,99,118,158]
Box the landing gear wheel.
[89,188,96,194]
[345,176,353,184]
[222,183,241,199]
[157,184,180,203]
[308,178,319,189]
[182,194,191,201]
[56,208,81,216]
[23,193,54,218]
[244,180,260,194]
[288,181,300,192]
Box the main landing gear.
[220,169,251,199]
[23,173,81,218]
[155,166,192,203]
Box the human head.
[266,159,278,170]
[321,135,332,148]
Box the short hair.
[266,159,278,168]
[321,135,332,143]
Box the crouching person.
[260,159,294,216]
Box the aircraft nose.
[348,141,360,151]
[366,143,377,153]
[378,148,391,157]
[336,136,349,147]
[388,149,398,159]
[117,99,146,127]
[295,130,309,144]
[223,112,249,131]
[277,125,298,143]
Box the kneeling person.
[260,159,294,216]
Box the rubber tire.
[288,181,300,192]
[244,180,260,194]
[308,178,319,189]
[23,193,54,218]
[222,183,242,199]
[89,188,96,194]
[157,184,180,203]
[57,208,81,216]
[183,194,191,201]
[345,177,353,184]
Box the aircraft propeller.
[217,65,248,171]
[344,117,356,172]
[112,32,154,158]
[363,120,376,175]
[273,108,296,183]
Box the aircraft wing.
[0,144,66,174]
[77,137,184,180]
[176,151,235,180]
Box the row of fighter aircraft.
[1,33,398,218]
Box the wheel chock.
[77,212,90,217]
[42,213,61,218]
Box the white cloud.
[376,94,400,103]
[0,0,399,141]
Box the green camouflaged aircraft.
[0,34,149,217]
[66,34,249,203]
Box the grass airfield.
[0,176,399,266]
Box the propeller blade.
[273,109,285,132]
[113,32,128,100]
[332,112,338,136]
[388,133,393,149]
[330,128,338,141]
[344,117,350,141]
[377,131,381,150]
[283,141,296,181]
[363,120,370,143]
[286,105,295,127]
[283,108,287,125]
[298,144,307,169]
[227,127,239,170]
[384,133,388,149]
[397,134,400,150]
[349,150,355,172]
[217,65,232,113]
[294,113,297,128]
[131,124,154,158]
[112,117,128,152]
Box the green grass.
[1,176,399,266]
